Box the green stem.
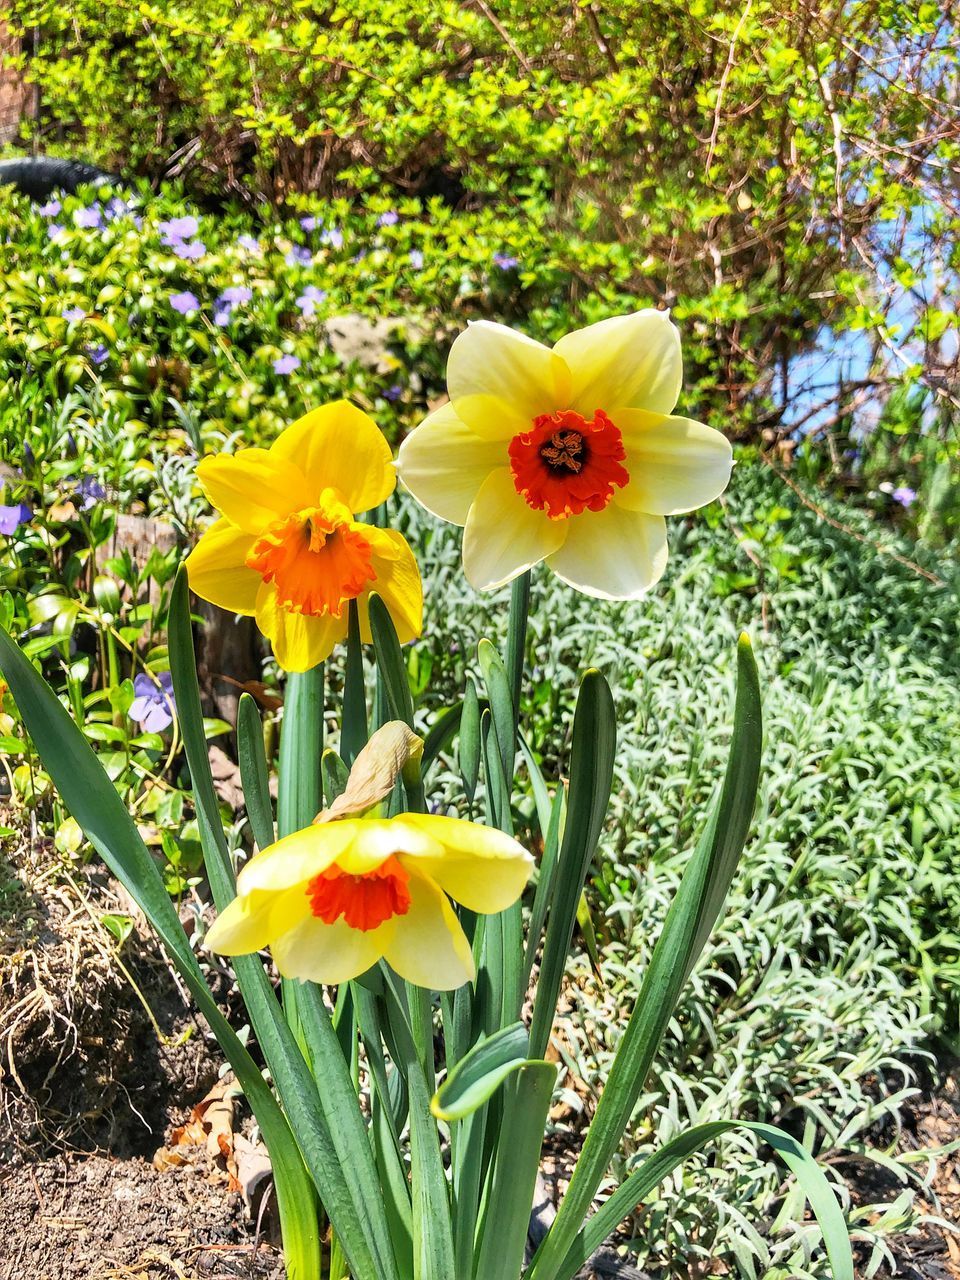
[506,570,531,749]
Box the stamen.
[509,409,628,518]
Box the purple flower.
[38,198,61,218]
[76,476,107,509]
[321,227,343,250]
[172,238,205,260]
[295,284,327,317]
[47,224,65,240]
[236,234,261,253]
[300,215,319,231]
[74,206,103,230]
[221,285,253,305]
[105,196,130,220]
[286,246,313,267]
[273,354,301,376]
[493,252,519,270]
[129,672,176,733]
[0,503,31,535]
[377,210,399,227]
[169,290,200,314]
[384,383,403,402]
[892,486,916,508]
[62,306,86,322]
[214,307,232,327]
[85,344,109,367]
[409,249,424,270]
[159,216,199,242]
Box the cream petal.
[616,410,733,514]
[237,820,361,895]
[255,582,347,672]
[204,884,313,956]
[447,321,570,439]
[270,401,395,514]
[553,311,682,417]
[197,449,313,535]
[335,817,443,875]
[462,467,567,591]
[271,914,393,984]
[184,520,259,615]
[382,870,475,990]
[546,505,668,600]
[396,403,506,525]
[397,814,533,914]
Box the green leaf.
[431,1022,529,1121]
[322,747,350,806]
[459,678,481,804]
[341,598,368,766]
[548,1120,853,1280]
[368,593,415,729]
[528,669,616,1060]
[237,692,274,852]
[478,637,515,789]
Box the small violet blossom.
[295,285,327,317]
[300,215,319,231]
[76,476,107,509]
[892,486,917,508]
[0,503,31,536]
[47,224,64,240]
[170,290,200,314]
[62,306,86,322]
[74,206,103,230]
[377,210,399,227]
[286,246,313,267]
[86,344,109,367]
[409,249,424,270]
[384,383,403,402]
[321,227,344,250]
[172,238,205,260]
[214,285,253,326]
[273,354,301,376]
[492,252,519,270]
[38,198,61,218]
[129,672,176,733]
[236,234,261,253]
[159,216,199,242]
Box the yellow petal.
[237,820,361,895]
[272,913,393,984]
[382,870,475,990]
[553,311,682,417]
[397,814,533,914]
[546,506,668,599]
[396,403,505,526]
[462,467,566,591]
[255,582,347,672]
[270,401,395,514]
[197,449,313,535]
[616,411,733,515]
[184,520,259,615]
[357,528,423,644]
[447,321,570,440]
[204,884,313,956]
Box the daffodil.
[396,312,733,599]
[185,402,422,672]
[205,812,533,988]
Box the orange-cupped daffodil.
[396,312,733,599]
[185,402,422,672]
[204,813,533,989]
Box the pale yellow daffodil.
[185,401,422,672]
[396,312,733,599]
[205,812,533,989]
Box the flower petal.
[358,528,423,644]
[616,411,733,515]
[184,519,259,615]
[255,582,348,672]
[553,311,682,416]
[205,884,313,955]
[462,467,567,591]
[447,321,570,440]
[237,821,361,895]
[272,913,392,984]
[270,401,395,514]
[335,817,443,875]
[546,506,668,600]
[397,814,533,913]
[197,449,313,534]
[382,870,475,990]
[396,403,505,525]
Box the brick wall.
[0,21,32,144]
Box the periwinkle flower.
[286,246,313,267]
[39,198,61,218]
[273,354,301,375]
[170,290,200,314]
[47,224,65,240]
[173,239,205,260]
[0,503,31,535]
[62,306,86,322]
[76,476,107,509]
[74,206,103,230]
[377,210,399,228]
[129,672,176,732]
[295,285,327,317]
[159,216,200,242]
[492,252,520,270]
[321,228,343,250]
[86,344,109,367]
[384,384,403,402]
[409,249,425,270]
[300,215,319,231]
[237,234,261,253]
[892,486,917,508]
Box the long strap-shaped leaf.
[527,636,762,1280]
[0,625,321,1280]
[551,1120,854,1280]
[167,574,399,1280]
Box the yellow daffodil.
[396,312,733,599]
[205,813,533,989]
[185,402,422,672]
